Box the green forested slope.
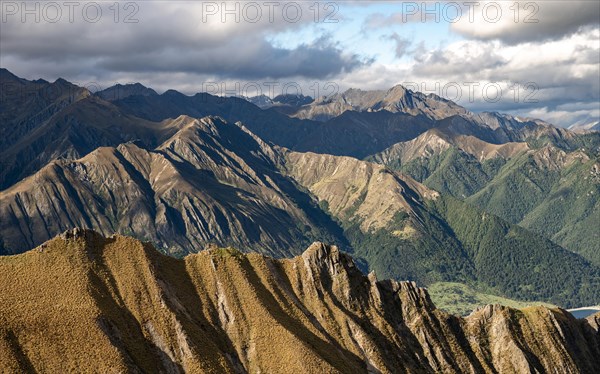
[401,147,505,198]
[377,141,599,266]
[467,152,600,265]
[431,196,600,307]
[348,196,600,308]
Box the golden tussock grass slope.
[1,229,599,373]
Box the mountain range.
[1,68,599,314]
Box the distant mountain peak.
[238,94,274,108]
[53,77,72,85]
[283,83,469,122]
[0,67,19,79]
[96,82,157,101]
[272,93,314,106]
[163,88,186,97]
[569,121,600,133]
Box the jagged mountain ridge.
[269,83,598,153]
[1,229,598,373]
[0,116,345,257]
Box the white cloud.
[452,1,600,44]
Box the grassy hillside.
[428,282,556,316]
[1,230,599,373]
[518,160,599,265]
[345,209,474,285]
[345,195,600,308]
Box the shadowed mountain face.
[96,83,158,101]
[0,116,345,257]
[109,90,444,159]
[111,84,596,158]
[1,230,598,373]
[0,69,91,150]
[0,93,176,190]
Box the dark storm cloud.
[0,2,366,82]
[94,36,365,79]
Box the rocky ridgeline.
[1,229,598,373]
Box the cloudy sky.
[1,1,599,127]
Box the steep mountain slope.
[0,70,94,189]
[369,128,527,197]
[284,150,473,285]
[3,116,596,307]
[467,147,600,265]
[111,89,317,150]
[368,128,529,198]
[432,196,600,306]
[0,68,91,150]
[0,94,175,189]
[0,116,344,257]
[1,230,598,373]
[283,151,600,307]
